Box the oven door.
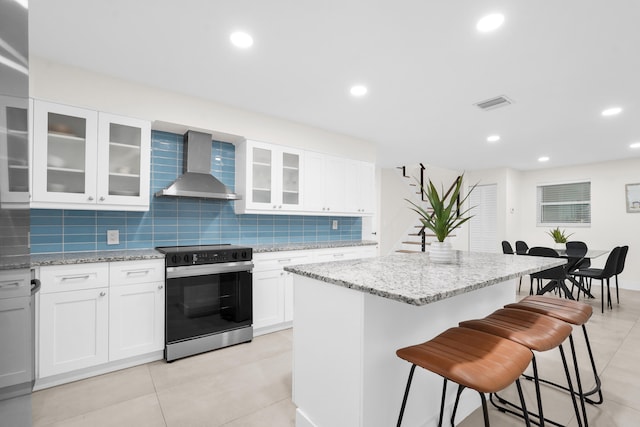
[165,262,252,345]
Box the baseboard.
[34,351,163,391]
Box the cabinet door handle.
[277,258,292,263]
[279,205,282,209]
[60,274,91,281]
[88,196,94,201]
[125,269,151,276]
[99,291,106,297]
[0,281,20,288]
[99,196,105,202]
[158,285,164,290]
[333,253,345,258]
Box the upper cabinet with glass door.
[32,100,150,211]
[0,96,30,207]
[97,113,150,208]
[235,140,304,214]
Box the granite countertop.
[252,240,377,253]
[30,241,378,266]
[284,251,566,306]
[31,249,164,266]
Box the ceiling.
[28,0,640,171]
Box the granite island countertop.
[284,251,566,306]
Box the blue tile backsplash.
[30,131,362,253]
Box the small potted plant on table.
[547,227,573,250]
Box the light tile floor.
[33,286,640,426]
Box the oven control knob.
[171,255,179,265]
[231,251,238,260]
[184,254,192,264]
[242,251,248,259]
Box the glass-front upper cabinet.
[32,101,98,204]
[97,113,150,208]
[0,96,30,206]
[235,140,303,214]
[32,100,150,211]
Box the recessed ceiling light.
[601,107,622,116]
[350,85,368,97]
[230,31,253,48]
[487,135,501,143]
[538,156,550,162]
[476,13,505,32]
[630,142,640,149]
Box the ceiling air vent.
[474,95,513,111]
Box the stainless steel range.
[156,245,253,362]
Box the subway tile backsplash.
[30,131,362,253]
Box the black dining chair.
[613,245,629,305]
[502,241,514,254]
[515,241,529,255]
[572,247,621,313]
[566,241,591,270]
[527,247,571,298]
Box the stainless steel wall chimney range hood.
[155,130,240,200]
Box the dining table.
[536,248,609,299]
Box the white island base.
[292,275,518,427]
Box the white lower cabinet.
[252,269,285,331]
[109,281,164,361]
[39,288,109,377]
[252,246,377,335]
[37,259,164,381]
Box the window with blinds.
[537,181,591,225]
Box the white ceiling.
[28,0,640,171]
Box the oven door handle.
[166,261,254,279]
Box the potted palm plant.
[406,174,477,262]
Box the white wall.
[29,57,377,163]
[471,158,640,290]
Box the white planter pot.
[429,240,453,263]
[554,242,565,251]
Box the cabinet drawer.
[253,252,313,271]
[109,259,165,286]
[40,263,109,294]
[0,270,30,299]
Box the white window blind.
[469,184,497,253]
[537,181,591,225]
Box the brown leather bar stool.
[506,295,601,425]
[460,308,583,427]
[396,327,533,427]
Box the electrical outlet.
[107,229,120,245]
[332,220,338,230]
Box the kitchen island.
[285,251,565,427]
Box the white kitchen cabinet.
[38,263,109,377]
[109,260,164,361]
[344,160,376,215]
[252,251,313,335]
[235,140,304,214]
[0,95,30,207]
[37,259,164,380]
[0,270,32,390]
[31,100,150,211]
[252,269,285,331]
[304,151,347,214]
[251,247,376,335]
